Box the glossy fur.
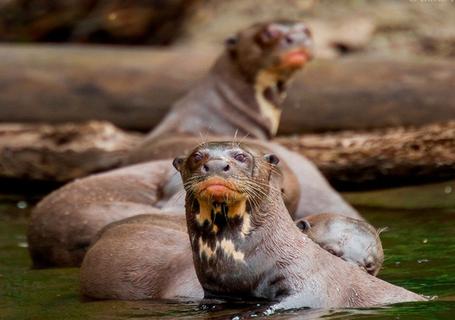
[296,214,384,276]
[81,142,424,308]
[28,21,358,268]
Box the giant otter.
[28,21,359,268]
[296,213,384,276]
[80,142,424,308]
[132,20,314,149]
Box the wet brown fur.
[28,21,359,268]
[28,160,178,267]
[80,142,424,308]
[296,213,384,276]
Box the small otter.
[81,142,425,307]
[296,214,384,276]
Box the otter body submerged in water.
[80,142,424,307]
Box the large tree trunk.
[0,121,453,190]
[1,44,455,133]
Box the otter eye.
[296,219,311,232]
[225,35,238,52]
[192,152,204,162]
[234,153,248,163]
[285,35,294,44]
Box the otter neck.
[185,187,296,301]
[186,197,253,260]
[211,53,288,139]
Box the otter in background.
[130,20,314,159]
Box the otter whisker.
[242,187,264,200]
[377,227,389,236]
[198,131,208,145]
[239,178,281,196]
[238,132,250,144]
[170,189,186,203]
[232,129,239,146]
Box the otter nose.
[202,159,231,174]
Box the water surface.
[0,187,454,319]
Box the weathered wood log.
[283,56,455,133]
[0,44,213,130]
[1,44,455,133]
[277,121,455,190]
[0,121,141,181]
[0,121,454,190]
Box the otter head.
[296,215,384,276]
[225,20,313,136]
[173,141,282,297]
[173,141,280,234]
[226,20,313,81]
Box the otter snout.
[202,159,231,175]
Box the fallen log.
[1,44,455,133]
[277,121,455,190]
[0,121,140,181]
[0,121,454,190]
[0,44,213,130]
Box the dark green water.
[1,187,454,320]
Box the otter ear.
[172,157,185,172]
[264,153,280,165]
[225,35,238,51]
[296,219,311,232]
